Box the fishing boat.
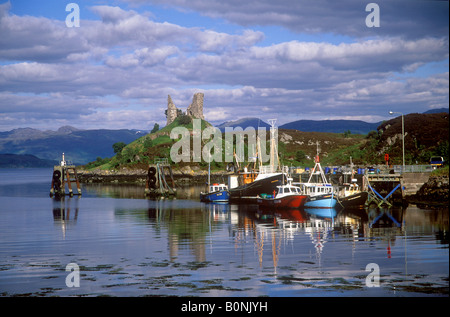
[200,183,229,202]
[228,119,286,202]
[302,183,336,208]
[257,178,308,209]
[295,148,337,208]
[228,169,285,202]
[200,159,229,203]
[338,181,368,209]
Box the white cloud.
[125,0,449,39]
[0,2,448,131]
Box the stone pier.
[400,172,432,196]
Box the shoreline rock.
[77,167,448,207]
[406,175,449,207]
[77,167,231,185]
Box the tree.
[112,142,126,154]
[165,109,183,118]
[178,115,192,125]
[295,150,306,162]
[150,123,160,134]
[343,130,351,138]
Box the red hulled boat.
[257,181,308,209]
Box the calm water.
[0,168,448,297]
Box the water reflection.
[1,170,447,296]
[82,183,147,199]
[45,185,448,294]
[104,190,448,274]
[52,196,80,239]
[83,183,201,200]
[51,183,449,266]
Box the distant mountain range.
[1,108,447,168]
[423,108,449,114]
[217,108,448,134]
[216,117,380,134]
[0,126,147,165]
[279,119,380,134]
[0,154,57,168]
[215,117,271,132]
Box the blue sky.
[0,0,448,131]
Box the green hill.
[83,112,449,172]
[84,116,212,170]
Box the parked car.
[430,156,445,169]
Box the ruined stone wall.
[166,95,179,125]
[166,93,204,125]
[186,93,205,120]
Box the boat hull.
[339,191,368,209]
[304,208,337,219]
[304,194,337,208]
[200,190,229,202]
[229,173,285,201]
[257,195,308,209]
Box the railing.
[393,165,433,173]
[288,164,434,175]
[259,165,277,174]
[154,158,169,165]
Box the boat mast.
[208,159,211,188]
[256,134,262,171]
[307,141,328,184]
[268,119,279,173]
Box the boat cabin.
[299,183,334,197]
[343,182,360,197]
[209,183,228,193]
[276,185,303,195]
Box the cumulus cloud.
[0,1,448,131]
[125,0,449,39]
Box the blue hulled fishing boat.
[200,183,229,202]
[295,150,337,208]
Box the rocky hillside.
[374,112,449,165]
[83,118,369,171]
[277,129,368,166]
[408,175,449,206]
[82,112,448,172]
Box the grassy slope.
[83,112,448,171]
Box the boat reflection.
[52,196,80,239]
[47,190,447,276]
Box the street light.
[389,111,405,172]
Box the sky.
[0,0,448,131]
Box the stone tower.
[186,93,205,120]
[166,95,179,125]
[165,92,205,126]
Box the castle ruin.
[166,92,204,125]
[166,95,179,126]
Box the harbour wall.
[401,172,432,196]
[407,175,449,206]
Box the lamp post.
[389,111,405,172]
